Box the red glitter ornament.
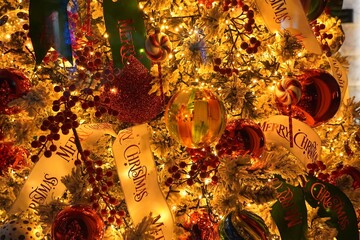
[0,68,31,115]
[183,211,219,240]
[52,205,105,240]
[101,56,163,123]
[0,142,28,175]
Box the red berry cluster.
[30,84,118,163]
[307,161,360,189]
[83,151,125,225]
[240,36,261,54]
[311,22,333,57]
[306,160,329,182]
[30,83,126,225]
[213,57,239,77]
[165,147,220,187]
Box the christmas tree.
[0,0,359,239]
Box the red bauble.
[215,119,265,159]
[276,70,341,127]
[184,211,219,240]
[0,142,28,175]
[101,56,163,123]
[51,205,104,240]
[0,68,31,114]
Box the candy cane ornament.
[145,29,172,63]
[275,77,302,148]
[145,29,172,104]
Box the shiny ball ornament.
[165,87,226,148]
[300,0,327,21]
[219,209,270,240]
[276,70,341,127]
[145,29,172,63]
[275,77,302,106]
[0,219,43,239]
[0,68,31,114]
[215,119,265,159]
[51,205,105,240]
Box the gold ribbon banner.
[260,115,321,166]
[255,0,322,54]
[10,123,116,214]
[113,124,174,239]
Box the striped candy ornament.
[275,77,302,106]
[145,29,172,63]
[219,209,270,240]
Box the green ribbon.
[304,176,359,240]
[270,176,308,240]
[29,0,73,65]
[103,0,150,69]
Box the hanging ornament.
[0,142,28,175]
[215,119,265,159]
[145,28,172,63]
[0,219,43,240]
[300,0,328,21]
[101,55,163,123]
[165,87,226,148]
[0,68,31,114]
[51,205,105,240]
[218,209,270,240]
[274,77,302,147]
[275,77,302,106]
[145,28,172,103]
[275,70,341,127]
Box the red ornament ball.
[215,119,265,159]
[0,68,31,114]
[276,70,341,127]
[101,55,163,123]
[52,205,104,240]
[0,142,28,175]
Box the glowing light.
[180,190,187,197]
[110,88,118,94]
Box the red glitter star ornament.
[101,56,163,123]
